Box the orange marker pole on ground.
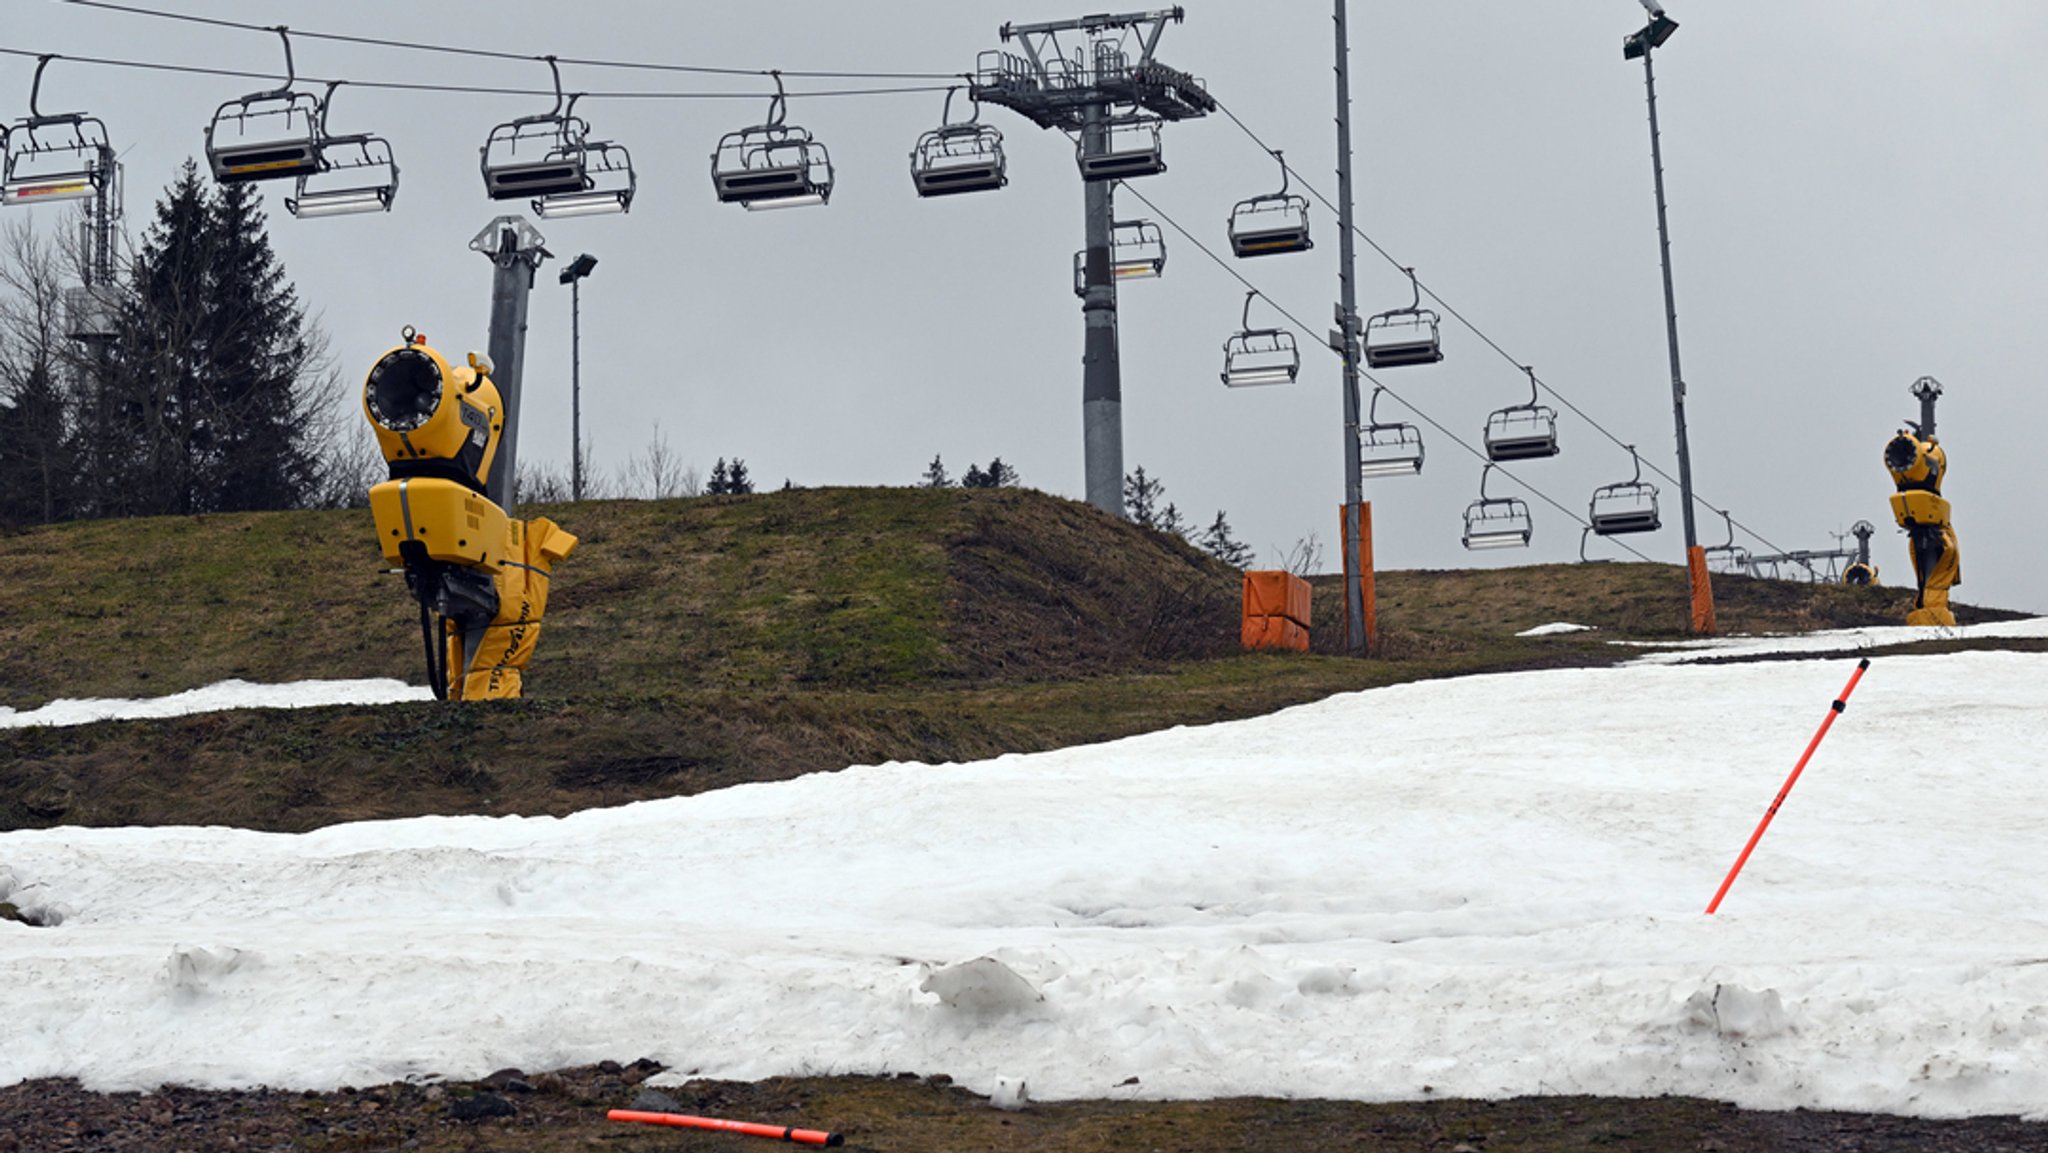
[609,1109,844,1147]
[1705,658,1871,914]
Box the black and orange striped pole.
[609,1109,844,1147]
[1705,658,1871,914]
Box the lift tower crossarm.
[977,9,1211,131]
[1002,9,1184,47]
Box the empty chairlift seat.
[1588,446,1662,536]
[285,83,400,219]
[1484,366,1560,462]
[1076,115,1166,182]
[1462,465,1533,550]
[1228,149,1312,258]
[1073,219,1166,295]
[1362,267,1444,370]
[910,90,1006,198]
[1358,387,1425,477]
[3,58,113,207]
[712,73,833,210]
[1221,292,1299,387]
[206,89,326,184]
[202,33,331,185]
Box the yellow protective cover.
[1889,490,1950,529]
[448,517,580,700]
[1906,523,1961,626]
[367,477,509,569]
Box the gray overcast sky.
[10,1,2045,615]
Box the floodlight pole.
[470,215,552,514]
[970,8,1213,520]
[571,274,583,501]
[559,253,599,503]
[1628,11,1712,633]
[1334,0,1367,655]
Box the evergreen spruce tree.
[707,458,731,493]
[0,357,76,526]
[100,162,323,514]
[726,457,753,494]
[983,457,1018,488]
[1123,466,1163,528]
[960,462,989,488]
[1199,510,1255,568]
[921,453,951,488]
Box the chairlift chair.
[1221,292,1299,387]
[203,29,327,184]
[1072,218,1166,296]
[910,88,1006,198]
[1485,365,1561,462]
[1588,445,1662,536]
[1363,267,1445,369]
[284,83,399,219]
[1699,509,1751,576]
[1227,149,1311,258]
[1462,464,1533,551]
[1358,387,1425,477]
[1076,114,1165,182]
[712,73,834,210]
[2,56,114,207]
[479,62,636,217]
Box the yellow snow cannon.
[363,326,510,697]
[1883,378,1959,626]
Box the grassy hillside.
[0,486,2023,834]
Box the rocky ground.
[1,1062,2043,1152]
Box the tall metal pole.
[1334,0,1366,655]
[570,275,583,502]
[470,216,550,516]
[1641,46,1702,571]
[1079,102,1126,518]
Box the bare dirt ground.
[2,1062,2044,1152]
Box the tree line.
[0,162,349,527]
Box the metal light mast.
[972,8,1215,518]
[1625,3,1714,634]
[1333,0,1368,654]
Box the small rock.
[927,1074,953,1087]
[631,1089,683,1114]
[481,1067,527,1090]
[1116,1076,1140,1087]
[1453,1145,1480,1152]
[448,1092,516,1121]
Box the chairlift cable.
[60,0,966,81]
[1117,180,1656,565]
[0,46,952,100]
[1209,96,1793,560]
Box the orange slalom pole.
[1705,658,1871,914]
[609,1109,844,1147]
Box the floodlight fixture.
[1624,12,1678,59]
[559,252,598,285]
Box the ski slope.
[3,630,2046,1119]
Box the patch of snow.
[1516,622,1595,637]
[0,678,432,729]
